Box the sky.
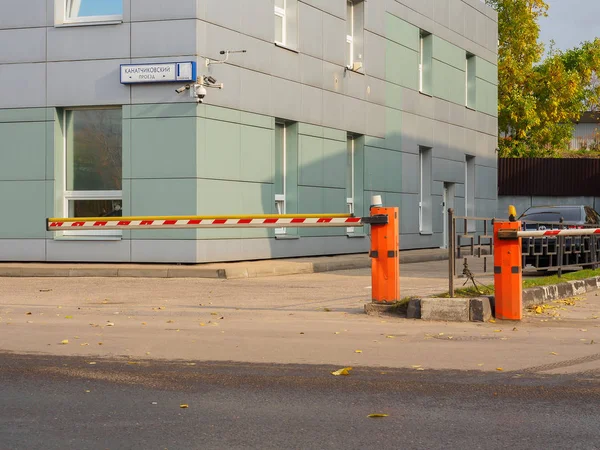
[78,0,123,17]
[538,0,600,52]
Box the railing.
[448,209,495,297]
[518,221,600,277]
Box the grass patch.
[522,268,600,289]
[434,267,600,298]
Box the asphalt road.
[1,353,599,450]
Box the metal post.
[494,220,523,320]
[370,206,400,304]
[448,208,455,298]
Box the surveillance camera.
[175,85,189,94]
[195,85,207,99]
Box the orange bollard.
[493,220,522,320]
[370,207,400,304]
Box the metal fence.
[448,209,495,297]
[448,211,600,297]
[521,221,600,276]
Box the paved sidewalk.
[0,248,449,279]
[2,262,598,376]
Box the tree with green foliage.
[486,0,600,157]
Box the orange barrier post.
[493,220,522,320]
[370,206,400,304]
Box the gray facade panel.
[131,20,198,58]
[321,90,344,131]
[321,13,346,67]
[0,0,47,29]
[299,54,324,89]
[271,77,302,122]
[240,69,272,117]
[364,31,386,80]
[300,0,345,19]
[47,24,131,61]
[270,46,302,83]
[0,63,46,108]
[366,103,386,139]
[301,84,324,125]
[0,240,46,261]
[298,2,324,59]
[239,0,274,42]
[47,59,130,106]
[0,28,46,64]
[131,0,197,21]
[205,0,242,31]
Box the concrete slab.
[420,298,470,322]
[469,297,492,322]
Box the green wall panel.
[0,122,46,181]
[130,103,199,119]
[433,37,466,71]
[476,79,498,117]
[196,179,272,239]
[130,178,198,240]
[476,58,498,86]
[0,180,46,238]
[386,41,419,90]
[0,108,50,123]
[130,117,197,179]
[240,125,273,184]
[432,61,466,105]
[298,135,323,187]
[386,14,419,50]
[202,119,241,180]
[298,186,346,237]
[322,138,346,189]
[364,147,402,193]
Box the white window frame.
[56,0,123,27]
[274,1,287,46]
[275,122,287,235]
[419,35,424,93]
[347,1,354,68]
[346,135,355,233]
[61,108,123,238]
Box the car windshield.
[521,209,581,222]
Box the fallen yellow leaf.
[355,350,362,353]
[411,365,422,368]
[550,352,558,355]
[80,343,89,346]
[367,414,389,418]
[180,404,189,409]
[386,335,395,339]
[65,315,73,319]
[167,320,174,324]
[88,362,96,365]
[496,368,503,371]
[60,340,69,345]
[489,319,496,323]
[331,367,353,376]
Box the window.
[274,122,287,235]
[56,0,123,26]
[465,155,476,232]
[346,135,356,233]
[63,108,123,236]
[346,0,364,71]
[466,53,476,109]
[419,146,432,234]
[274,0,298,49]
[419,31,433,95]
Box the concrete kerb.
[364,276,600,323]
[0,249,449,280]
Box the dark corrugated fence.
[498,158,600,196]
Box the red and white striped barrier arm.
[517,228,600,238]
[46,215,363,231]
[499,228,600,239]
